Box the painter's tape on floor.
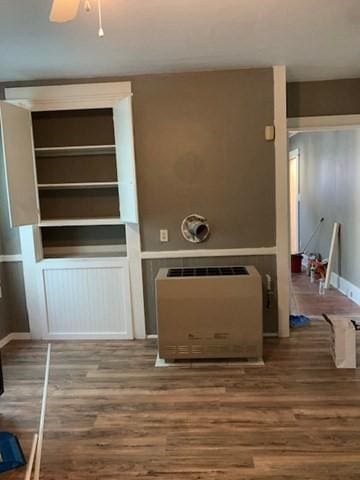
[155,353,264,368]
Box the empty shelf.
[39,218,124,227]
[38,182,118,190]
[35,145,116,157]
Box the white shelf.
[38,182,118,190]
[43,244,127,258]
[43,251,127,259]
[39,218,124,227]
[35,145,116,157]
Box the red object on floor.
[291,254,303,273]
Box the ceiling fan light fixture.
[49,0,81,23]
[49,0,105,38]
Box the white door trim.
[274,65,290,338]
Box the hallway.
[291,273,360,317]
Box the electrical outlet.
[160,229,168,242]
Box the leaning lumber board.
[325,222,340,289]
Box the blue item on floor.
[0,432,26,473]
[290,314,311,328]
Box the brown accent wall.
[287,78,360,118]
[131,69,275,250]
[1,68,276,252]
[0,262,28,339]
[0,263,10,340]
[0,68,276,335]
[2,263,28,333]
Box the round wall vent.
[181,214,210,243]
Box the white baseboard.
[43,333,133,340]
[0,332,31,349]
[331,273,360,306]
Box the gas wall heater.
[156,265,263,360]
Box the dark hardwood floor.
[2,317,360,479]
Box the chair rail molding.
[0,254,23,263]
[141,247,277,260]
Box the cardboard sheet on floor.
[323,314,357,368]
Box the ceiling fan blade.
[49,0,81,23]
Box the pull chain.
[98,0,104,37]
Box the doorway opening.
[287,121,360,319]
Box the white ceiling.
[1,0,360,83]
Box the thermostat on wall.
[265,125,275,141]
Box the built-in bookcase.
[30,108,127,256]
[33,109,121,225]
[0,83,144,340]
[0,94,138,230]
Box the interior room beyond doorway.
[288,125,360,318]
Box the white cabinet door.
[0,102,39,227]
[113,97,139,223]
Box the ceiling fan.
[49,0,105,37]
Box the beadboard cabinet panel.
[43,260,132,338]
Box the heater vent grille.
[177,345,190,355]
[167,266,249,278]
